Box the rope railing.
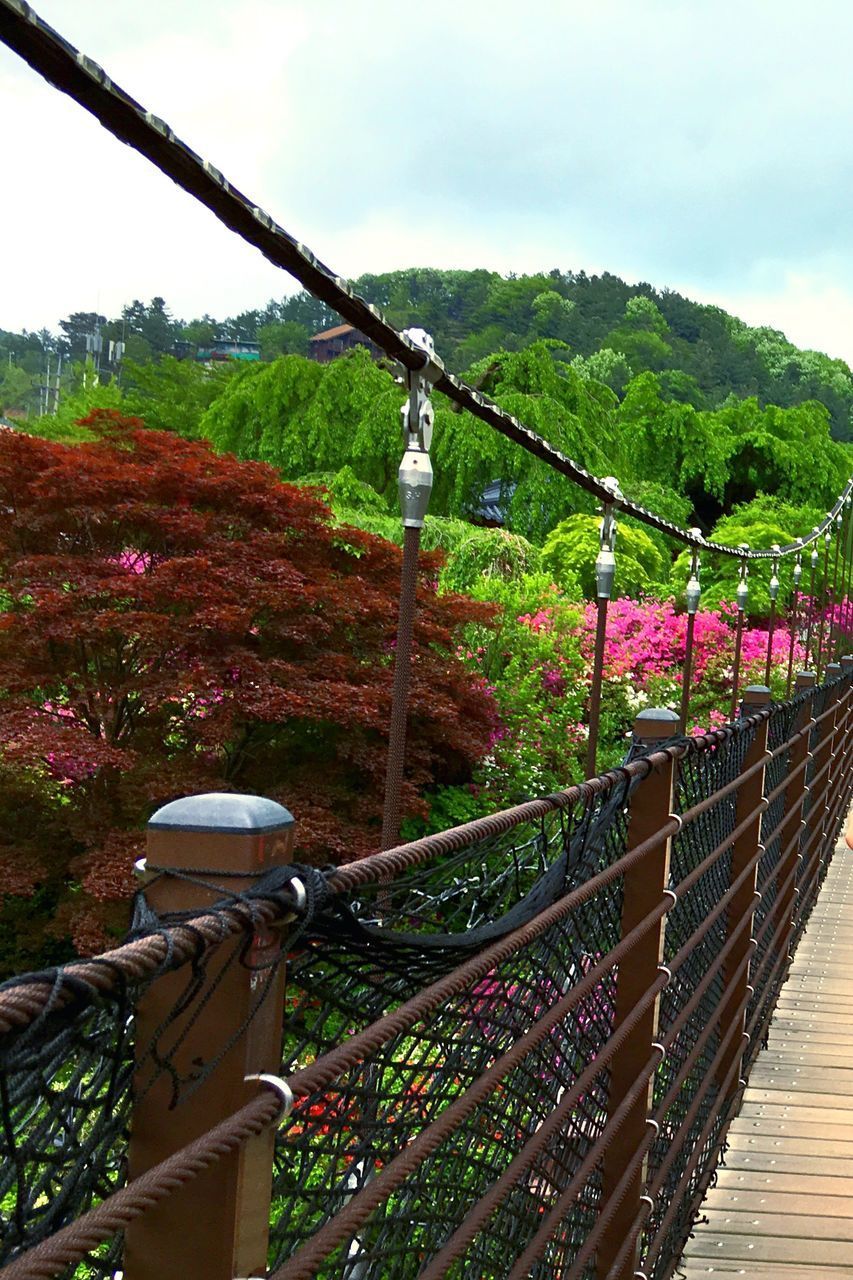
[4,7,853,1279]
[1,0,852,563]
[0,673,850,1280]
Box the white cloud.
[4,0,853,365]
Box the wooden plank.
[741,1101,853,1124]
[683,838,853,1274]
[728,1117,853,1142]
[683,1233,853,1266]
[745,1085,853,1107]
[683,1266,853,1278]
[758,1051,853,1068]
[701,1187,853,1216]
[721,1149,853,1177]
[715,1166,853,1196]
[726,1132,853,1157]
[699,1208,853,1241]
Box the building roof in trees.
[310,323,355,341]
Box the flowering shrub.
[438,588,809,818]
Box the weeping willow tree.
[199,342,630,543]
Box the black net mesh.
[270,779,636,1280]
[639,721,752,1277]
[742,696,801,1061]
[0,984,135,1278]
[1,685,850,1280]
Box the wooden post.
[124,793,294,1280]
[774,672,815,959]
[717,685,771,1097]
[597,708,679,1280]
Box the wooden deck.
[682,835,853,1277]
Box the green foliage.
[257,321,310,360]
[439,528,544,594]
[433,344,620,542]
[0,363,33,415]
[621,481,694,581]
[570,347,631,396]
[541,514,663,598]
[201,348,405,500]
[672,495,827,614]
[121,356,238,437]
[335,509,475,556]
[458,574,588,804]
[24,374,123,443]
[299,465,386,513]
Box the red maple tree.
[0,413,496,963]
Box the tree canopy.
[0,414,496,963]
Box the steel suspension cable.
[2,0,852,561]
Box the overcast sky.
[3,1,853,361]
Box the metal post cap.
[795,671,817,687]
[825,662,842,678]
[148,792,295,835]
[634,707,680,741]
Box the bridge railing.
[1,667,851,1280]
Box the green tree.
[672,495,827,614]
[121,356,238,437]
[541,513,663,598]
[257,321,310,360]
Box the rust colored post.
[382,524,422,849]
[124,793,294,1280]
[835,509,850,645]
[830,517,842,661]
[730,608,746,721]
[586,596,609,778]
[680,609,697,732]
[816,535,831,681]
[774,672,815,955]
[597,707,679,1280]
[785,574,801,699]
[764,598,777,688]
[717,685,771,1096]
[804,541,819,669]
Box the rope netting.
[0,682,850,1279]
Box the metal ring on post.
[288,876,307,914]
[663,889,678,909]
[245,1073,294,1119]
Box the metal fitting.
[732,546,748,611]
[769,546,780,603]
[811,529,820,569]
[397,328,437,528]
[793,540,803,587]
[595,479,622,600]
[686,529,702,614]
[244,1073,294,1118]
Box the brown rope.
[0,895,282,1035]
[0,1086,281,1280]
[271,897,672,1279]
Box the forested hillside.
[4,268,853,438]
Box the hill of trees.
[4,268,853,439]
